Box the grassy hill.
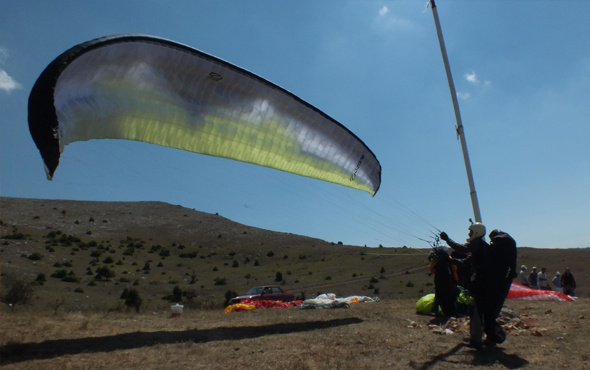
[1,197,587,313]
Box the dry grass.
[1,298,589,369]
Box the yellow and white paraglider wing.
[28,35,381,195]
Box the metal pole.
[430,0,483,223]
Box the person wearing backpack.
[440,225,517,350]
[485,229,518,345]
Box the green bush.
[214,277,227,286]
[95,266,115,281]
[62,272,80,283]
[51,269,68,279]
[121,287,142,313]
[28,252,44,261]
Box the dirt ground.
[1,298,588,369]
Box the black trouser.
[472,278,512,344]
[434,277,457,316]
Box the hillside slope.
[1,197,587,312]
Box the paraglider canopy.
[28,34,381,195]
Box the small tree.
[1,275,34,311]
[224,290,238,306]
[172,285,183,302]
[95,266,116,281]
[120,288,142,313]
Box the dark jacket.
[444,236,489,284]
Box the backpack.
[488,230,518,280]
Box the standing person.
[428,247,458,317]
[451,249,472,290]
[528,267,539,289]
[440,223,515,349]
[519,265,529,287]
[538,267,550,290]
[561,267,577,296]
[485,229,517,342]
[552,272,563,293]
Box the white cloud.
[465,71,480,84]
[457,91,471,100]
[0,47,8,62]
[465,70,491,87]
[0,47,21,93]
[0,69,21,92]
[374,4,413,31]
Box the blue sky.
[1,1,588,249]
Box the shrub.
[179,251,197,259]
[1,275,34,310]
[3,227,26,240]
[28,252,44,261]
[62,272,80,283]
[95,266,115,281]
[34,273,46,285]
[224,290,238,306]
[51,269,68,279]
[214,277,227,286]
[120,287,142,313]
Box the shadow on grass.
[412,342,529,370]
[0,317,362,365]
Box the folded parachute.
[507,283,574,301]
[28,34,381,195]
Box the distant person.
[538,267,550,290]
[561,267,577,296]
[552,272,562,293]
[440,223,516,349]
[519,265,529,287]
[528,267,539,289]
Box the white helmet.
[466,222,486,242]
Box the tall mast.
[430,0,482,223]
